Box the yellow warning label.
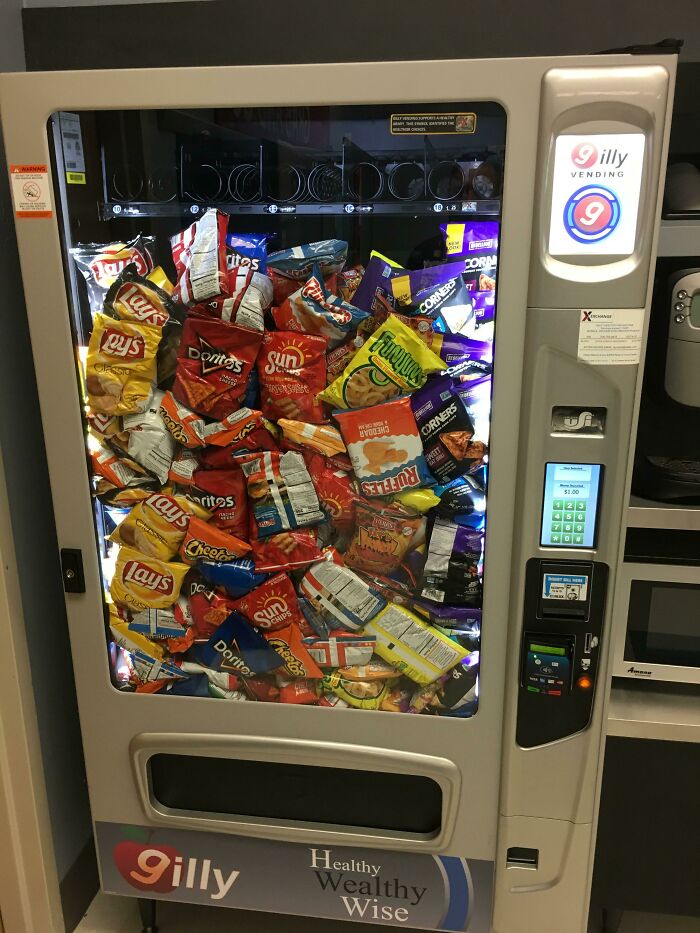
[66,171,86,185]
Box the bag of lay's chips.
[111,546,189,612]
[71,235,155,316]
[272,266,370,348]
[110,492,206,560]
[319,316,444,410]
[363,603,469,684]
[86,314,161,416]
[103,265,174,329]
[171,208,230,305]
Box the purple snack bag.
[437,333,492,377]
[411,374,490,483]
[441,221,499,266]
[421,520,484,606]
[353,257,469,315]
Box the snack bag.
[441,221,499,272]
[435,472,487,528]
[103,266,173,330]
[169,449,199,486]
[257,330,327,423]
[321,671,393,710]
[180,515,251,563]
[230,572,303,631]
[111,492,200,560]
[363,604,469,684]
[127,605,187,640]
[277,420,346,458]
[299,561,386,632]
[338,265,365,303]
[197,558,267,597]
[335,396,433,497]
[91,442,146,489]
[345,501,423,575]
[410,375,482,484]
[249,526,323,573]
[338,659,398,681]
[240,450,324,538]
[173,315,262,419]
[201,407,279,452]
[272,267,370,348]
[267,239,347,282]
[421,520,484,606]
[122,390,177,484]
[326,337,365,382]
[111,546,188,612]
[319,316,444,409]
[188,467,248,539]
[110,616,186,684]
[191,266,272,333]
[432,654,479,716]
[304,452,358,530]
[264,624,324,679]
[225,232,272,274]
[433,334,492,379]
[196,611,284,678]
[278,678,319,705]
[171,208,229,305]
[303,634,376,668]
[159,391,206,448]
[86,313,161,415]
[71,235,155,315]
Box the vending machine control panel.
[540,462,603,548]
[517,559,609,748]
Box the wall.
[20,0,700,71]
[0,0,93,891]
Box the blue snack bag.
[225,232,273,274]
[199,559,268,597]
[196,611,284,677]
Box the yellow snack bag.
[363,604,469,685]
[109,607,165,660]
[318,316,444,410]
[110,546,188,612]
[110,493,208,561]
[86,313,160,415]
[390,487,441,513]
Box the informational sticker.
[548,133,645,257]
[58,111,86,184]
[95,821,493,931]
[391,113,476,135]
[542,573,589,602]
[577,308,644,365]
[9,165,53,218]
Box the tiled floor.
[76,892,700,933]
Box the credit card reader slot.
[522,635,573,697]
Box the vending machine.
[0,53,674,933]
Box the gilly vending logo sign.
[563,137,637,245]
[113,830,240,901]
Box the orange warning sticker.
[9,164,53,218]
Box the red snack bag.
[230,572,303,631]
[189,467,248,539]
[187,581,236,638]
[173,315,262,420]
[257,330,327,423]
[249,521,323,573]
[277,678,319,705]
[264,623,324,678]
[338,265,365,303]
[269,269,337,307]
[165,627,196,654]
[171,208,229,305]
[305,452,359,530]
[243,677,280,702]
[179,515,250,563]
[200,408,279,452]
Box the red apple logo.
[113,840,181,893]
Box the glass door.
[49,100,506,716]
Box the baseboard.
[59,835,99,933]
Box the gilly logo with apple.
[113,826,240,901]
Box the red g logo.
[571,142,598,169]
[113,841,180,893]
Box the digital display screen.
[548,133,645,258]
[540,463,603,549]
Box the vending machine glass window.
[49,102,504,716]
